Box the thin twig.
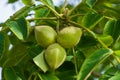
[60,0,67,13]
[27,17,57,21]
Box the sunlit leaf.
[77,48,113,80]
[21,0,34,6]
[41,0,55,9]
[109,73,120,80]
[35,8,50,25]
[7,17,29,41]
[33,50,49,73]
[113,36,120,50]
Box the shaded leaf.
[56,61,75,80]
[56,70,75,80]
[33,51,49,73]
[2,43,28,67]
[8,0,18,3]
[104,19,120,40]
[38,72,59,80]
[0,31,10,66]
[0,31,10,56]
[0,32,5,56]
[4,67,22,80]
[111,19,120,40]
[100,66,120,80]
[82,11,104,29]
[86,0,97,8]
[28,45,44,58]
[77,48,113,80]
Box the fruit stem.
[40,0,62,18]
[68,20,108,49]
[56,17,60,33]
[72,47,78,75]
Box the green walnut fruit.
[44,43,66,70]
[35,26,57,48]
[57,26,82,48]
[98,35,113,46]
[114,50,120,57]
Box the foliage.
[1,0,120,80]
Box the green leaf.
[38,72,59,80]
[7,17,29,41]
[28,45,44,58]
[41,0,55,9]
[35,8,49,18]
[109,73,120,80]
[33,50,49,73]
[0,32,5,56]
[86,0,97,8]
[82,11,104,29]
[111,19,120,40]
[0,31,10,66]
[113,36,120,50]
[100,67,119,80]
[103,19,116,36]
[35,8,50,25]
[65,55,73,61]
[0,31,10,56]
[77,48,113,80]
[56,70,76,80]
[8,0,18,3]
[3,44,28,67]
[104,19,120,40]
[4,67,22,80]
[21,0,34,6]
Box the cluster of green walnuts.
[34,25,82,70]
